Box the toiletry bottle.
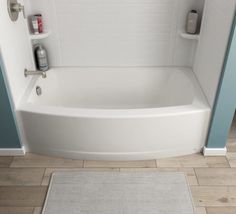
[35,14,43,33]
[31,15,39,34]
[186,10,198,34]
[35,45,49,71]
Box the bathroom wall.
[28,0,204,67]
[194,0,236,107]
[0,56,21,149]
[0,0,34,107]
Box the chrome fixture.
[7,0,25,22]
[24,69,47,78]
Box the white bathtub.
[18,67,211,160]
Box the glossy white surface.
[27,67,195,109]
[203,147,227,156]
[193,0,235,107]
[29,31,51,40]
[19,67,211,160]
[180,32,199,40]
[28,0,205,67]
[0,147,25,156]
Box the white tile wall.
[173,0,205,66]
[193,0,235,107]
[28,0,203,67]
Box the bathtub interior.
[25,67,197,109]
[23,0,208,111]
[23,0,208,110]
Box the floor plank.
[0,186,47,207]
[11,153,83,168]
[156,154,229,168]
[195,207,207,214]
[195,168,236,185]
[191,186,236,207]
[227,143,236,152]
[204,156,230,167]
[0,157,13,168]
[207,207,236,214]
[0,168,45,186]
[33,207,42,214]
[0,207,34,214]
[84,160,156,168]
[226,153,236,167]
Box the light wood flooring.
[0,116,235,214]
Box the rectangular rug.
[43,171,195,214]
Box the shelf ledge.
[29,31,51,40]
[180,32,199,40]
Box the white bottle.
[186,10,198,34]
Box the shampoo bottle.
[186,10,198,34]
[35,45,49,71]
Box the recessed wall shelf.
[180,32,200,41]
[29,31,51,40]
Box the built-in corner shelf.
[180,32,200,41]
[29,31,51,40]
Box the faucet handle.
[7,0,26,21]
[12,3,26,18]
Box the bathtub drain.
[36,86,42,96]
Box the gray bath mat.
[43,171,195,214]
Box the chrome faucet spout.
[24,69,47,78]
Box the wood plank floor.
[0,116,235,214]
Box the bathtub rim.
[18,66,210,118]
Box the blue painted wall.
[0,56,21,148]
[206,15,236,148]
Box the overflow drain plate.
[36,86,42,96]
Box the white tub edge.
[29,146,203,161]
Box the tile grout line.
[32,207,37,214]
[190,185,236,187]
[155,159,158,168]
[193,168,200,186]
[225,154,232,168]
[41,168,47,186]
[154,159,158,168]
[9,156,14,168]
